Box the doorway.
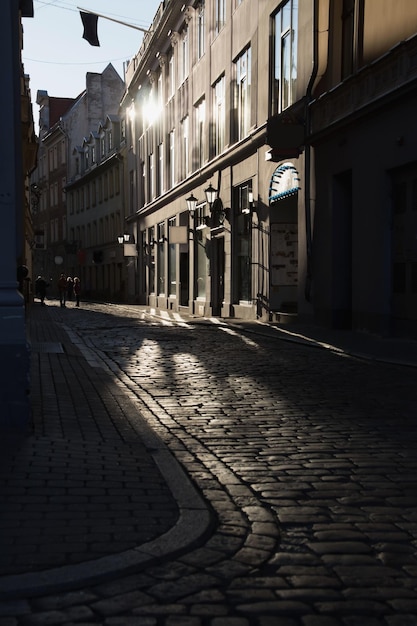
[211,237,225,316]
[179,251,189,307]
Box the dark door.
[180,251,189,306]
[211,237,225,316]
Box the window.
[92,179,97,206]
[272,0,298,114]
[215,0,226,34]
[168,217,176,296]
[181,116,189,180]
[340,0,364,79]
[129,170,134,212]
[85,184,90,210]
[234,47,251,142]
[80,185,85,211]
[197,1,205,59]
[180,27,189,83]
[157,222,165,295]
[103,172,108,201]
[194,98,205,169]
[148,152,155,200]
[196,229,207,298]
[50,218,58,243]
[157,142,164,196]
[169,130,175,188]
[158,73,163,111]
[168,51,175,99]
[213,75,226,157]
[149,226,155,293]
[108,169,113,197]
[233,183,252,302]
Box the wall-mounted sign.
[269,163,301,205]
[169,226,188,244]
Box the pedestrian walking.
[58,273,67,307]
[66,276,74,301]
[35,275,48,306]
[73,277,81,307]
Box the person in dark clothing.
[58,273,67,307]
[66,276,74,301]
[73,277,81,307]
[35,276,48,305]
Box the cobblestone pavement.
[2,300,417,626]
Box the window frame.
[271,0,298,115]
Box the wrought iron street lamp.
[186,193,198,215]
[204,183,218,210]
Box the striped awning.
[269,163,300,205]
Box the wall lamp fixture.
[186,193,198,215]
[117,233,131,244]
[204,183,218,211]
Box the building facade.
[65,112,128,301]
[308,0,417,336]
[122,0,314,322]
[32,64,125,299]
[31,92,76,290]
[29,0,417,337]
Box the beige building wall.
[123,0,315,321]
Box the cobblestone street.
[2,301,417,625]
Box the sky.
[22,0,162,130]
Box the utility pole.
[0,0,31,431]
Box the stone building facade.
[32,64,125,300]
[307,0,417,336]
[121,0,314,322]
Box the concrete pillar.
[0,0,31,430]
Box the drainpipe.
[304,0,319,303]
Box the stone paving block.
[5,302,417,623]
[105,619,157,626]
[236,599,311,615]
[91,591,154,617]
[315,599,389,615]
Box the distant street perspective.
[2,301,416,625]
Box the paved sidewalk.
[245,320,417,369]
[0,300,416,601]
[0,302,211,599]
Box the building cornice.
[310,33,417,141]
